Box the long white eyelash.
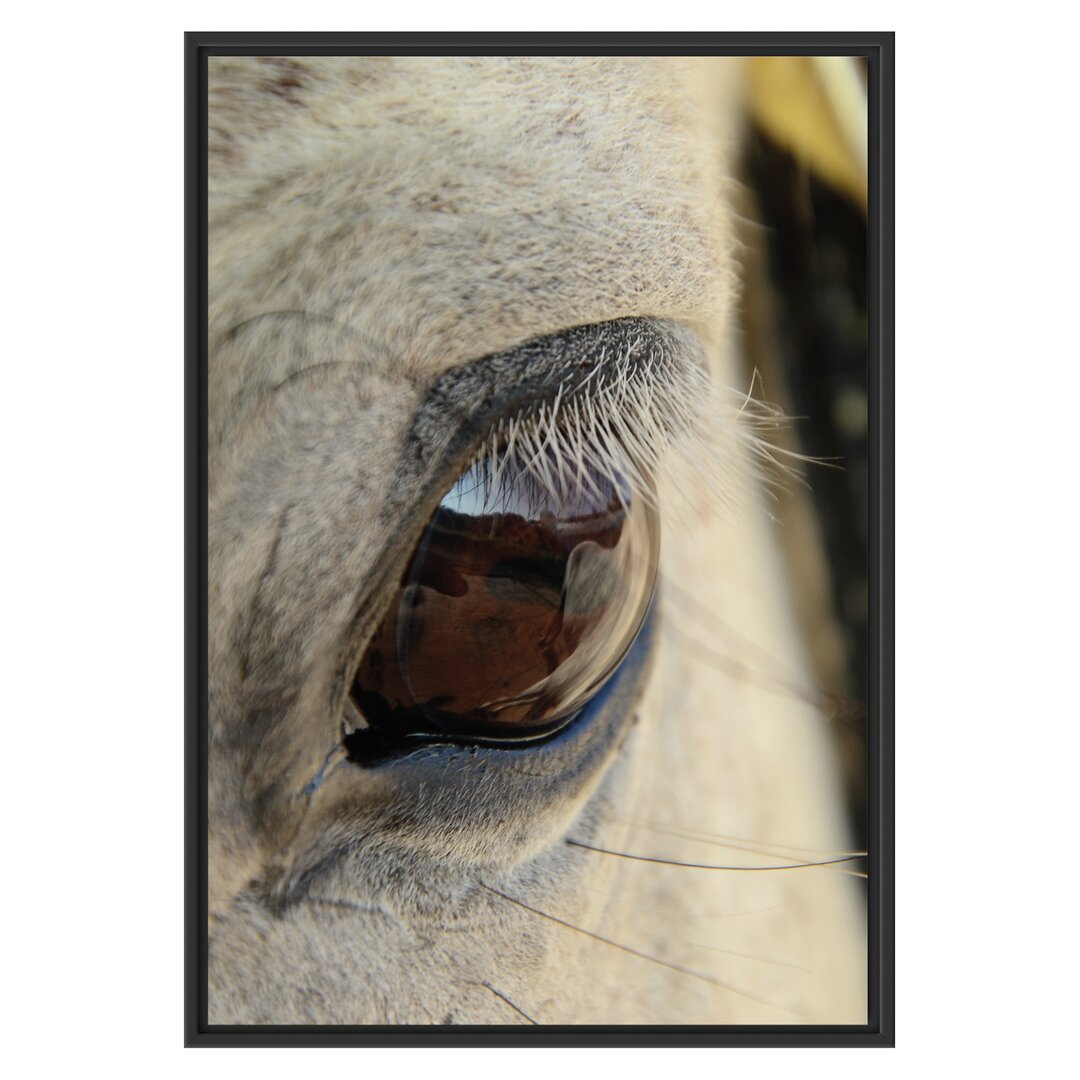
[458,342,808,520]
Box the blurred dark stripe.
[743,125,869,852]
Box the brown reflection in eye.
[352,459,658,741]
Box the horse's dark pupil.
[351,461,659,742]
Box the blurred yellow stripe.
[747,56,867,210]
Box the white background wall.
[3,4,1072,1074]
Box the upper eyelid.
[407,318,699,481]
[221,314,693,465]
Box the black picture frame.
[186,31,894,1047]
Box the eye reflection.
[351,456,659,743]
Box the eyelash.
[460,348,797,524]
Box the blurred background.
[738,56,868,852]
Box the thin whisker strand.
[480,882,803,1017]
[481,981,540,1025]
[604,817,867,862]
[566,838,864,872]
[631,933,815,975]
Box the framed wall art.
[186,32,894,1046]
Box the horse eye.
[350,456,659,746]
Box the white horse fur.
[207,55,867,1025]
